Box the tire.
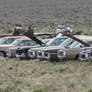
[0,52,5,57]
[75,54,80,61]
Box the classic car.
[0,36,21,45]
[15,35,67,59]
[57,36,92,61]
[36,35,92,61]
[79,47,92,61]
[7,38,50,58]
[0,36,37,57]
[7,32,55,58]
[29,37,74,60]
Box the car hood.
[31,46,64,51]
[58,47,81,53]
[0,44,13,51]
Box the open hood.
[60,31,90,47]
[24,32,44,46]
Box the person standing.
[56,25,72,35]
[13,24,23,36]
[27,26,34,35]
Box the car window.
[56,38,66,45]
[25,40,37,46]
[0,38,16,44]
[19,40,37,46]
[11,40,20,46]
[0,38,6,44]
[75,43,83,48]
[46,37,67,46]
[88,41,92,45]
[60,38,74,47]
[5,38,16,44]
[70,41,80,48]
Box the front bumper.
[37,50,59,61]
[7,49,16,57]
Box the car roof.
[2,36,23,39]
[15,36,32,41]
[2,36,32,41]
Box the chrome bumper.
[7,50,16,57]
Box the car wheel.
[75,55,80,61]
[0,52,5,57]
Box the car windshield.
[75,43,82,47]
[11,40,38,46]
[46,37,67,46]
[75,40,92,48]
[11,40,20,46]
[0,38,16,45]
[60,38,74,47]
[69,41,80,48]
[70,40,92,48]
[18,40,37,46]
[0,38,6,44]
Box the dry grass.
[0,1,92,91]
[0,57,92,92]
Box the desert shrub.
[33,88,46,92]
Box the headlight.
[37,50,44,58]
[79,50,92,61]
[80,50,91,57]
[44,52,49,57]
[57,50,66,58]
[28,50,36,58]
[79,53,88,61]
